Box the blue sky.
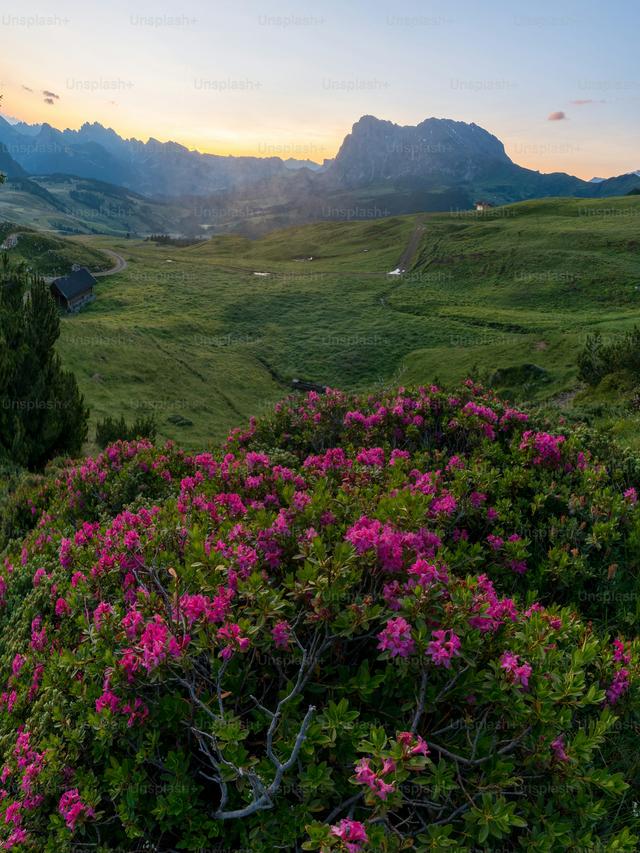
[1,0,638,177]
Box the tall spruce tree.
[0,258,89,469]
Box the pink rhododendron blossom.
[377,617,415,658]
[32,568,48,588]
[93,602,114,631]
[11,655,25,679]
[356,447,385,467]
[397,731,429,756]
[426,630,461,668]
[500,651,532,689]
[519,430,566,467]
[55,597,71,618]
[430,494,457,517]
[613,639,631,665]
[217,622,250,660]
[551,736,569,763]
[606,669,630,705]
[330,818,368,851]
[58,789,95,831]
[272,621,291,650]
[354,758,395,800]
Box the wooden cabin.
[50,267,97,312]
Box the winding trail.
[93,249,127,277]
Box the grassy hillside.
[0,223,112,276]
[51,197,640,449]
[0,174,189,237]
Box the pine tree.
[0,260,89,469]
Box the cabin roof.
[51,268,97,301]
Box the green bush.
[0,384,637,851]
[578,328,640,387]
[95,415,157,449]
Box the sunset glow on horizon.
[1,0,638,180]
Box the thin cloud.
[570,99,605,105]
[42,90,60,100]
[21,85,33,93]
[547,111,567,121]
[43,98,56,105]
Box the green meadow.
[54,197,640,450]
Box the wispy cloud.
[42,89,60,105]
[21,85,33,93]
[570,99,605,105]
[547,110,567,121]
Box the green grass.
[0,175,187,237]
[1,223,112,276]
[51,196,640,450]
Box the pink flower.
[408,559,448,588]
[58,789,95,831]
[377,617,415,658]
[345,516,382,555]
[487,534,503,551]
[519,430,565,467]
[292,491,311,511]
[271,621,291,650]
[500,651,532,689]
[613,639,631,665]
[121,697,149,728]
[122,608,144,639]
[217,622,250,660]
[55,597,71,618]
[462,401,498,423]
[426,630,461,668]
[4,802,21,826]
[430,494,457,517]
[397,731,429,757]
[354,757,376,788]
[59,538,73,569]
[93,602,114,631]
[11,655,25,679]
[330,818,368,852]
[356,447,385,467]
[353,758,396,800]
[606,669,630,705]
[446,455,465,470]
[389,449,410,466]
[32,568,48,588]
[139,616,170,672]
[3,827,28,848]
[551,736,569,763]
[623,487,637,504]
[96,688,120,714]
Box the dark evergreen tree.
[0,259,89,469]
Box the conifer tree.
[0,259,89,469]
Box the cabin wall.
[66,290,95,313]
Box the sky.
[1,0,638,179]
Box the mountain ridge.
[1,114,639,233]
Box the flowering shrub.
[0,383,637,850]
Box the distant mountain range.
[0,114,638,235]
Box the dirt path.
[93,249,127,277]
[393,215,427,273]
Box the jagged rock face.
[327,115,512,188]
[0,117,295,197]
